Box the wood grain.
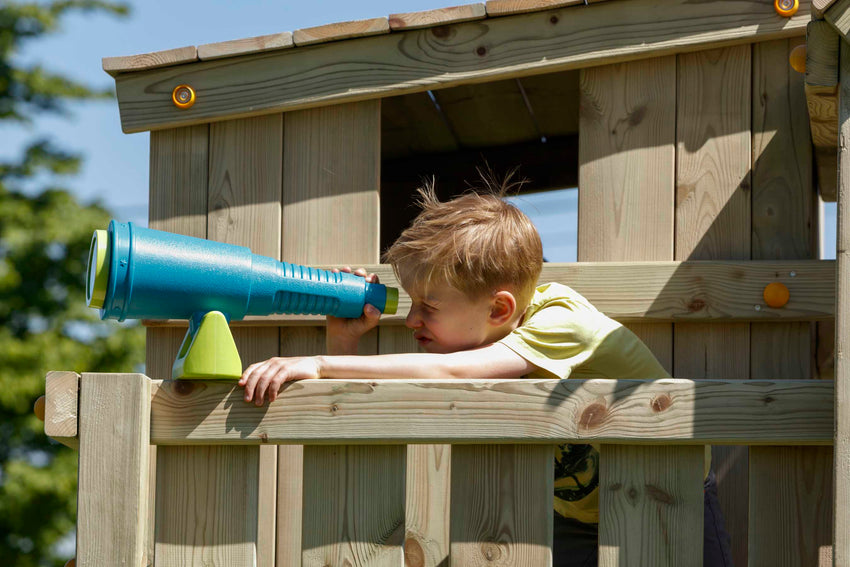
[208,114,284,567]
[825,0,850,37]
[806,20,840,201]
[389,4,486,30]
[675,43,752,567]
[450,444,553,566]
[102,45,197,76]
[44,370,79,449]
[77,373,152,566]
[750,37,833,567]
[486,0,583,16]
[598,445,705,567]
[833,37,850,566]
[293,17,389,46]
[198,32,293,61]
[579,56,675,371]
[147,378,834,445]
[112,0,809,133]
[143,260,838,327]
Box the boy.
[239,184,732,566]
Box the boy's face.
[404,281,497,354]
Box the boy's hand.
[326,266,381,355]
[239,356,322,406]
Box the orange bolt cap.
[171,84,196,109]
[774,0,798,17]
[34,395,45,422]
[763,282,790,308]
[789,44,806,74]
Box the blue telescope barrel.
[86,221,398,322]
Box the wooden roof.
[104,0,810,134]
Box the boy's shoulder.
[527,282,599,315]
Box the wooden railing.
[45,371,834,566]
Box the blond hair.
[384,176,543,309]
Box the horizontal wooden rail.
[142,260,836,328]
[144,376,834,446]
[112,0,808,133]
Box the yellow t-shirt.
[499,282,710,524]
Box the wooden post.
[77,373,152,566]
[834,36,850,567]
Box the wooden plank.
[154,445,259,565]
[834,36,850,567]
[749,447,834,565]
[282,101,380,265]
[806,20,840,201]
[750,37,833,567]
[142,260,838,327]
[450,445,553,565]
[44,370,79,449]
[814,0,839,18]
[198,32,293,61]
[102,45,197,77]
[486,0,583,17]
[207,114,284,567]
[281,99,393,566]
[148,378,835,445]
[147,124,209,565]
[112,0,809,133]
[579,55,675,368]
[77,373,152,566]
[389,4,486,30]
[675,43,752,567]
[598,445,704,567]
[293,17,390,47]
[377,327,450,567]
[301,445,406,566]
[825,0,850,38]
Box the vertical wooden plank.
[749,38,834,567]
[598,446,704,567]
[282,101,401,566]
[578,55,675,370]
[77,373,151,566]
[208,114,283,567]
[380,323,450,567]
[579,56,683,563]
[450,445,553,566]
[674,44,751,567]
[834,37,850,567]
[147,125,209,565]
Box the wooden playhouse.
[43,0,850,564]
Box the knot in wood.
[645,483,675,506]
[330,404,339,414]
[173,380,196,396]
[480,541,502,562]
[578,402,608,429]
[404,538,425,567]
[432,25,451,38]
[476,45,488,57]
[549,15,559,24]
[259,432,269,443]
[687,298,706,312]
[650,394,672,413]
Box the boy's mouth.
[414,333,431,346]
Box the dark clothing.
[552,469,734,567]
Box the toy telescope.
[86,220,398,380]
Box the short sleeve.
[498,305,620,379]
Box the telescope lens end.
[86,230,109,309]
[384,286,399,315]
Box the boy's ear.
[489,290,517,325]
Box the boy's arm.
[240,343,538,405]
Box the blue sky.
[2,0,834,261]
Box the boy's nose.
[405,307,423,329]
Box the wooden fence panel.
[598,445,704,567]
[674,44,751,567]
[450,445,553,566]
[749,38,834,567]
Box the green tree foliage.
[0,3,143,565]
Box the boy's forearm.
[316,344,536,380]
